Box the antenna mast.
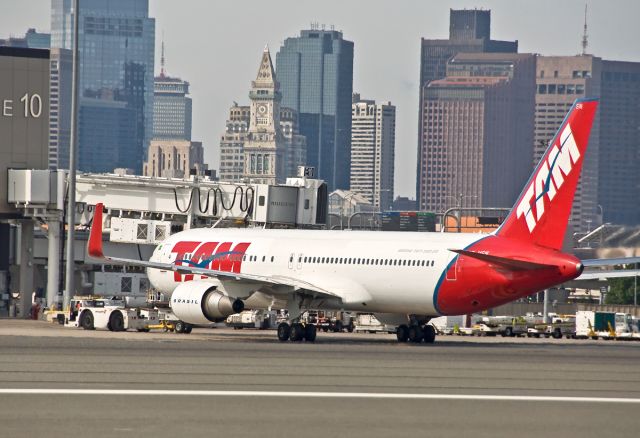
[160,31,166,77]
[581,4,588,55]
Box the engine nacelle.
[170,281,244,325]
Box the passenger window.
[271,256,274,262]
[263,256,266,262]
[431,260,435,266]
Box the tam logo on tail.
[497,98,598,251]
[516,123,581,233]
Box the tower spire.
[581,4,588,55]
[253,44,277,88]
[160,31,166,77]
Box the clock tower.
[244,46,285,184]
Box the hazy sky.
[3,0,640,197]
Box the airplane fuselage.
[148,228,482,315]
[147,227,581,317]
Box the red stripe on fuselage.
[170,241,200,282]
[170,240,252,282]
[188,241,219,281]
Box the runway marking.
[1,389,639,404]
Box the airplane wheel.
[184,324,193,334]
[396,324,409,343]
[175,321,186,334]
[304,324,317,342]
[80,310,95,330]
[290,323,304,342]
[277,323,291,342]
[423,325,436,344]
[109,311,125,332]
[408,325,424,343]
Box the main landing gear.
[396,324,436,344]
[277,322,317,342]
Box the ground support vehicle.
[154,308,194,334]
[472,323,499,336]
[354,313,396,334]
[527,325,545,338]
[67,299,159,332]
[305,311,355,333]
[226,310,276,330]
[429,315,465,335]
[472,316,527,337]
[575,311,618,339]
[543,322,576,339]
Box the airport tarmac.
[1,320,639,438]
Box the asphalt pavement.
[1,320,639,437]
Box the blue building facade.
[78,98,137,173]
[51,0,155,173]
[276,29,354,190]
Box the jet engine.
[170,281,244,325]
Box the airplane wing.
[87,203,337,298]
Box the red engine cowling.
[170,281,244,325]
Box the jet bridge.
[5,168,327,310]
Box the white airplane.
[88,98,605,343]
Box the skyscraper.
[219,104,250,182]
[420,53,536,213]
[417,9,517,201]
[598,61,640,225]
[153,43,192,141]
[350,94,396,211]
[50,0,155,173]
[153,76,192,141]
[48,48,72,169]
[535,56,640,228]
[535,56,601,235]
[276,27,354,190]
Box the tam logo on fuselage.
[516,123,581,232]
[170,241,251,282]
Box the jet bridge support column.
[46,218,61,309]
[18,220,34,319]
[542,289,549,324]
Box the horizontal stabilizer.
[449,249,557,271]
[581,257,640,267]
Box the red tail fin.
[496,98,598,250]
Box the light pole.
[63,0,80,310]
[444,193,476,232]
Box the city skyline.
[2,0,640,197]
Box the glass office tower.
[51,0,155,173]
[276,29,354,190]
